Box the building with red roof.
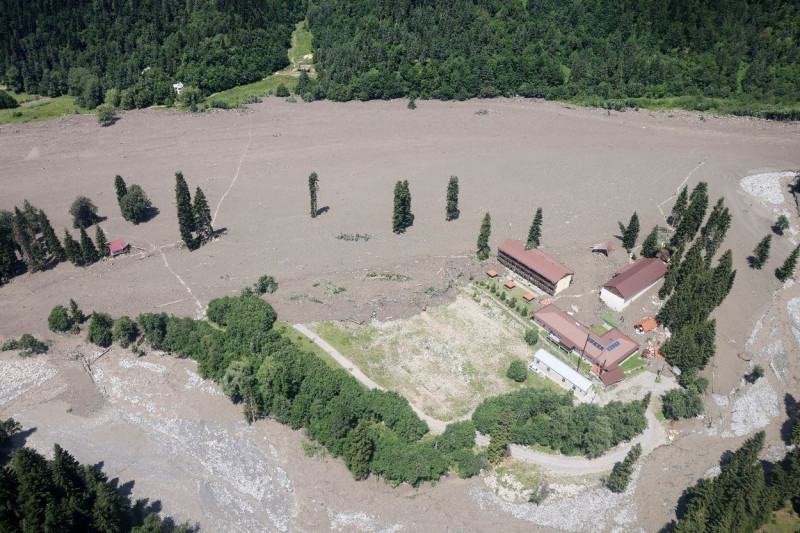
[600,258,667,311]
[108,239,128,257]
[497,239,574,295]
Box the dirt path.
[293,323,668,475]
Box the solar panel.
[606,341,620,351]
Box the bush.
[606,443,642,493]
[119,184,152,224]
[275,83,290,97]
[524,329,539,346]
[48,305,72,333]
[69,196,99,229]
[661,387,704,420]
[87,312,114,347]
[112,316,138,347]
[0,90,18,109]
[0,334,48,356]
[254,275,278,294]
[96,103,116,125]
[506,359,528,382]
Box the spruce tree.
[62,229,82,266]
[671,182,708,247]
[12,207,45,272]
[671,186,688,227]
[446,175,459,221]
[392,180,407,233]
[700,197,731,262]
[79,227,99,265]
[607,443,642,493]
[777,244,800,282]
[0,211,20,281]
[774,215,790,235]
[486,411,511,465]
[477,212,492,260]
[114,175,127,205]
[37,211,65,262]
[345,420,373,481]
[619,211,640,253]
[69,299,85,324]
[658,244,684,299]
[526,207,543,250]
[95,225,109,258]
[710,250,735,308]
[641,226,660,258]
[175,171,196,249]
[308,172,319,218]
[401,180,413,229]
[193,187,213,246]
[751,235,771,269]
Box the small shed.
[108,239,128,257]
[504,280,516,289]
[172,82,184,95]
[522,292,535,302]
[591,241,615,256]
[486,270,499,278]
[634,318,658,334]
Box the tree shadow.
[747,255,760,269]
[213,226,227,238]
[315,206,329,216]
[447,209,461,221]
[772,224,785,236]
[8,426,37,451]
[780,393,798,445]
[110,478,136,499]
[100,116,121,127]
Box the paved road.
[292,323,668,475]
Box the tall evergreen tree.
[79,227,98,265]
[477,212,492,260]
[607,443,642,493]
[69,299,86,324]
[751,235,771,269]
[710,250,736,308]
[671,182,708,247]
[486,410,511,465]
[174,171,196,249]
[12,207,45,272]
[526,207,543,250]
[95,226,109,258]
[193,187,213,246]
[671,186,688,228]
[37,210,65,262]
[62,229,82,266]
[308,172,319,218]
[659,244,684,299]
[445,175,459,221]
[392,180,413,233]
[641,226,660,258]
[0,210,20,281]
[700,197,731,262]
[401,180,413,229]
[114,175,127,205]
[619,212,640,253]
[776,244,800,282]
[345,420,373,481]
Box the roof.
[598,366,625,387]
[497,239,574,284]
[533,303,639,369]
[635,318,658,332]
[504,280,516,288]
[486,270,499,277]
[603,258,667,300]
[532,348,593,393]
[523,292,535,301]
[108,239,127,254]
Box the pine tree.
[308,172,319,218]
[700,197,731,263]
[619,212,640,253]
[477,212,492,260]
[37,211,65,262]
[114,175,127,205]
[777,244,800,282]
[175,171,196,249]
[486,411,511,465]
[392,180,411,233]
[79,227,98,265]
[671,182,708,247]
[751,235,771,269]
[193,187,213,246]
[607,443,642,493]
[641,226,660,258]
[62,229,82,266]
[445,175,459,221]
[671,186,688,227]
[526,207,543,249]
[0,211,20,282]
[69,299,85,324]
[658,244,684,299]
[12,207,45,272]
[95,226,109,258]
[401,180,413,229]
[345,420,373,481]
[710,250,735,308]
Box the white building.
[600,258,667,312]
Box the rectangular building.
[600,258,667,311]
[497,239,574,295]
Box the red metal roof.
[523,292,535,301]
[635,318,658,332]
[108,239,127,255]
[603,258,667,300]
[486,270,499,277]
[497,239,574,284]
[504,280,516,288]
[599,366,625,387]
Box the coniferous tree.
[751,235,771,269]
[308,172,319,218]
[526,208,543,250]
[477,212,491,260]
[486,411,511,465]
[607,443,642,493]
[392,180,405,233]
[114,175,127,205]
[776,244,800,282]
[774,215,790,235]
[37,211,65,262]
[120,184,152,224]
[62,229,82,266]
[641,226,660,258]
[700,197,731,262]
[95,226,109,258]
[710,250,736,308]
[401,180,413,229]
[69,299,86,324]
[69,196,99,229]
[345,420,373,480]
[619,212,640,253]
[21,200,41,233]
[12,207,45,272]
[0,210,20,282]
[79,227,99,265]
[175,171,196,249]
[659,244,684,299]
[193,187,213,246]
[445,175,459,221]
[671,182,708,247]
[671,186,688,228]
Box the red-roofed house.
[634,318,658,334]
[497,239,574,295]
[600,258,667,311]
[108,239,128,257]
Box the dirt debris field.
[1,98,800,532]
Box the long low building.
[533,303,639,387]
[600,258,667,312]
[497,239,574,295]
[531,348,593,395]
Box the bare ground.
[2,98,800,531]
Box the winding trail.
[213,118,253,225]
[292,324,669,475]
[144,240,203,315]
[656,156,709,219]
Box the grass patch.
[600,311,620,329]
[274,321,341,369]
[0,92,89,125]
[365,271,410,282]
[288,20,314,70]
[620,351,646,372]
[654,408,666,423]
[590,324,609,335]
[760,508,800,533]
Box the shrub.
[119,184,152,224]
[87,312,114,347]
[48,305,72,333]
[275,83,290,97]
[0,334,48,356]
[524,329,539,346]
[661,388,704,420]
[69,299,86,323]
[254,275,278,294]
[112,316,138,347]
[69,196,99,229]
[0,90,18,109]
[606,443,642,493]
[506,359,528,382]
[96,103,116,125]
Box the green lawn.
[620,351,646,372]
[590,324,609,335]
[0,92,89,125]
[274,321,342,369]
[759,509,800,533]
